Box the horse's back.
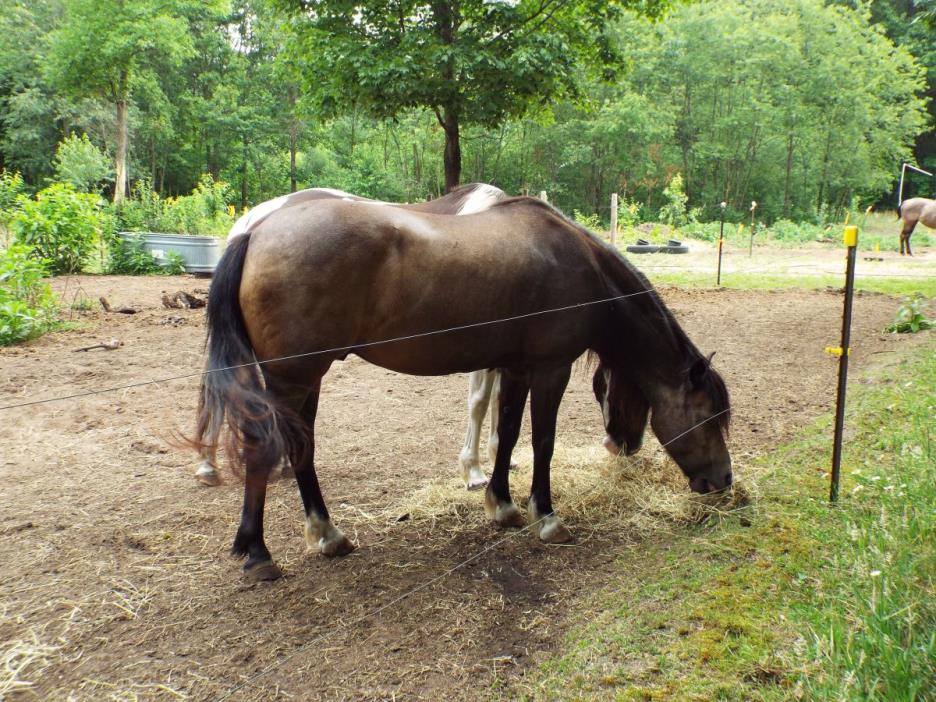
[239,198,609,374]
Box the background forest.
[0,0,933,227]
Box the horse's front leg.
[484,369,529,528]
[528,365,573,544]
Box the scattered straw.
[0,634,59,697]
[389,440,756,536]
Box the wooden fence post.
[610,193,618,246]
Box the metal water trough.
[117,232,220,274]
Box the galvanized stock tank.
[117,232,220,274]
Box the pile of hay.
[387,439,754,537]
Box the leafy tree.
[45,0,208,202]
[274,0,671,191]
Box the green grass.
[637,269,936,298]
[514,345,936,701]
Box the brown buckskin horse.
[193,196,731,581]
[897,197,936,256]
[195,183,518,490]
[198,184,646,489]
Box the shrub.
[11,184,106,274]
[658,174,690,227]
[53,134,112,193]
[0,245,58,345]
[0,170,25,244]
[884,294,933,334]
[105,233,187,275]
[157,175,234,236]
[617,198,642,227]
[573,210,604,232]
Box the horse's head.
[648,354,732,493]
[592,365,650,457]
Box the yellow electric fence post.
[717,201,727,286]
[829,224,859,502]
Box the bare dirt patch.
[0,275,927,700]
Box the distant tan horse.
[897,197,936,256]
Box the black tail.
[897,201,902,219]
[193,233,309,475]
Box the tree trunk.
[442,108,461,192]
[289,127,298,193]
[782,132,795,219]
[114,96,129,203]
[288,85,299,193]
[241,137,249,209]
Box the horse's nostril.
[724,471,733,487]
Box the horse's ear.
[689,357,709,388]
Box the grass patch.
[644,270,936,298]
[514,345,936,701]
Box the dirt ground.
[0,273,929,701]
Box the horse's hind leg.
[487,370,519,471]
[193,387,223,486]
[194,427,222,486]
[231,427,282,581]
[459,369,495,490]
[527,365,573,544]
[288,377,354,557]
[484,369,529,529]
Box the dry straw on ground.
[387,439,756,538]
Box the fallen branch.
[99,297,138,314]
[74,338,123,352]
[161,291,206,309]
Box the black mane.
[492,196,731,430]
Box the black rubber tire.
[660,244,689,254]
[625,244,662,254]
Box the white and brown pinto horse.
[897,197,936,256]
[193,196,732,581]
[195,184,513,489]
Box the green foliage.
[657,174,690,227]
[163,250,186,275]
[617,198,642,228]
[53,133,112,192]
[0,244,59,345]
[115,176,234,236]
[572,210,604,232]
[519,346,936,700]
[0,170,26,243]
[105,233,187,275]
[884,293,934,333]
[11,183,106,274]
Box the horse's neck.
[595,247,692,386]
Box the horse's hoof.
[538,520,573,544]
[195,464,220,487]
[464,465,488,491]
[484,490,525,527]
[497,506,526,528]
[244,559,282,582]
[320,535,355,557]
